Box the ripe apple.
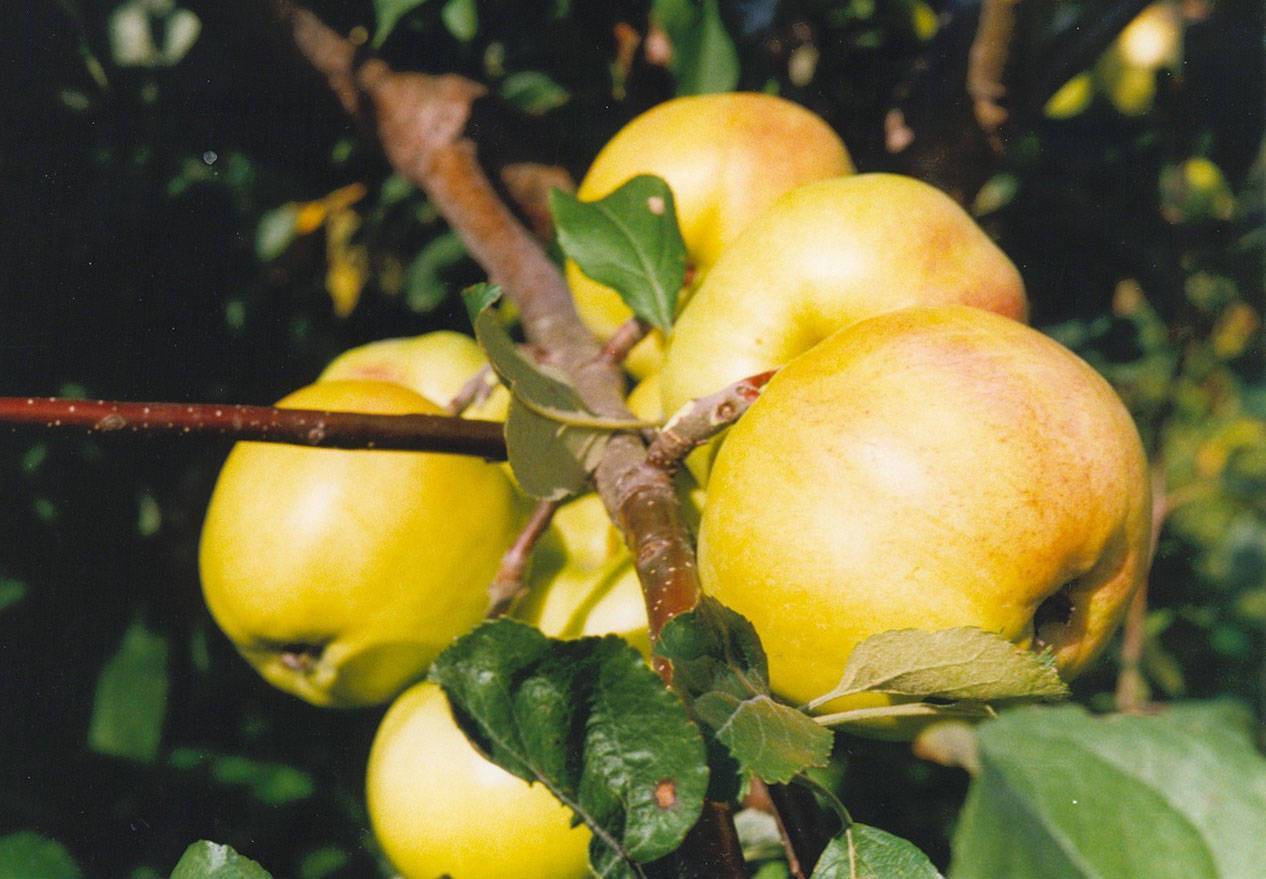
[698,306,1151,734]
[318,330,508,420]
[567,92,853,377]
[199,380,520,708]
[661,174,1028,430]
[367,681,592,879]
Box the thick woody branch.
[0,397,506,458]
[271,3,743,870]
[487,499,559,618]
[647,371,776,472]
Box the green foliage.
[0,833,81,879]
[813,825,942,879]
[88,621,170,763]
[651,0,741,95]
[430,619,709,876]
[949,704,1266,878]
[551,175,688,331]
[170,841,271,879]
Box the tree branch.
[647,371,776,472]
[487,499,559,617]
[0,397,506,458]
[270,3,743,870]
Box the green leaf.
[651,0,740,95]
[0,833,81,879]
[465,285,625,500]
[254,204,297,261]
[441,0,478,41]
[0,577,26,614]
[695,692,833,785]
[372,0,431,48]
[88,620,169,763]
[170,747,314,805]
[403,231,468,313]
[949,704,1266,879]
[430,620,709,874]
[813,825,942,879]
[551,175,687,331]
[656,598,831,784]
[170,841,271,879]
[807,628,1069,710]
[499,71,570,115]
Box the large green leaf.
[88,620,169,763]
[372,0,431,47]
[551,175,687,331]
[0,833,81,879]
[949,703,1266,878]
[656,598,832,785]
[170,841,271,879]
[430,620,709,877]
[808,628,1068,710]
[813,825,942,879]
[651,0,740,95]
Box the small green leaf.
[88,621,169,763]
[551,175,687,331]
[0,833,81,879]
[441,0,478,41]
[430,620,709,874]
[813,826,942,879]
[0,578,26,614]
[465,285,622,500]
[656,598,829,784]
[499,71,570,115]
[372,0,432,48]
[949,704,1266,879]
[651,0,740,95]
[695,693,832,785]
[404,231,468,314]
[808,628,1069,710]
[170,841,271,879]
[254,204,297,261]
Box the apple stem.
[597,317,652,366]
[0,396,508,458]
[647,371,777,472]
[446,365,497,416]
[487,498,560,618]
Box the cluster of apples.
[198,92,1152,878]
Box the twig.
[598,317,652,366]
[746,778,834,879]
[0,396,506,458]
[487,499,560,617]
[446,365,496,416]
[646,371,776,471]
[966,0,1018,145]
[499,162,575,240]
[1116,461,1170,713]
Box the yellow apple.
[567,92,854,377]
[367,681,592,879]
[661,174,1028,426]
[318,330,509,420]
[199,380,520,708]
[699,306,1151,734]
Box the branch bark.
[270,2,743,871]
[0,396,506,458]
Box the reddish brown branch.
[272,5,741,870]
[967,0,1018,145]
[0,397,506,458]
[487,499,559,617]
[446,366,496,416]
[598,318,652,366]
[647,371,776,471]
[1116,462,1169,713]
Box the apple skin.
[318,330,509,420]
[199,380,520,708]
[367,681,592,879]
[661,174,1028,428]
[567,92,853,377]
[698,306,1151,735]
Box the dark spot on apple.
[1034,584,1075,650]
[278,642,326,672]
